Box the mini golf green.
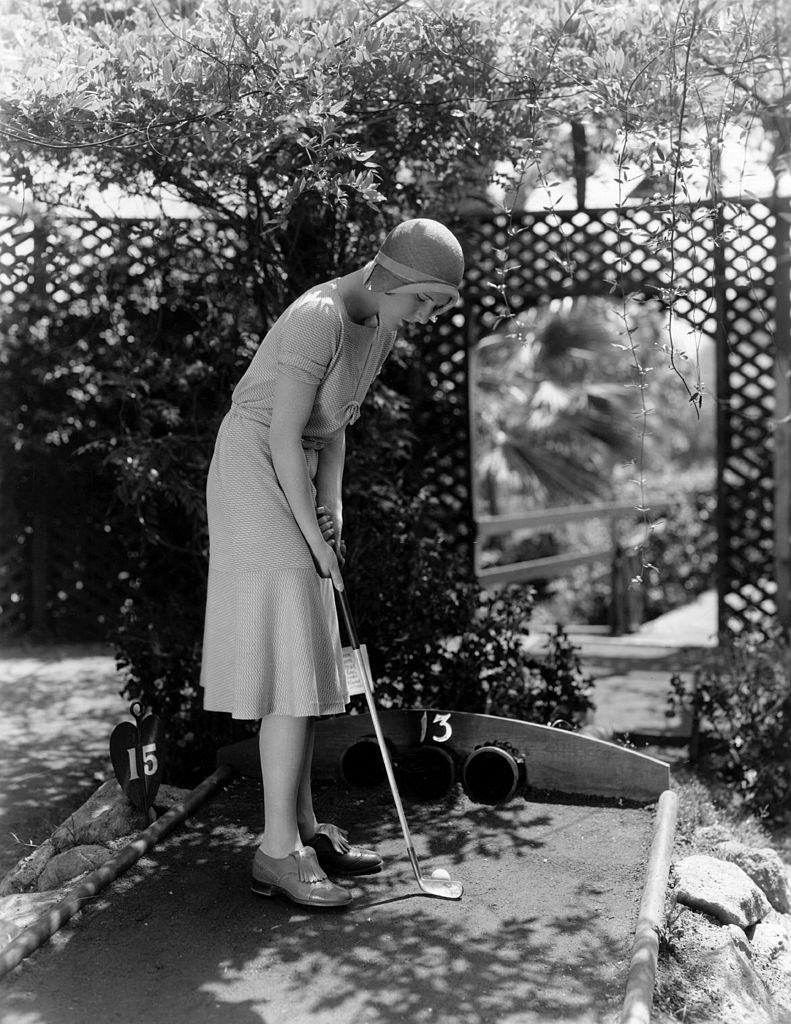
[0,711,672,1024]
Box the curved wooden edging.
[219,708,671,803]
[0,764,234,981]
[621,789,678,1024]
[315,708,671,802]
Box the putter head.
[419,876,463,900]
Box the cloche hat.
[364,218,464,315]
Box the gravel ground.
[0,774,655,1024]
[0,643,128,877]
[0,642,666,1023]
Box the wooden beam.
[477,547,614,585]
[476,501,646,539]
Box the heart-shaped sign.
[110,704,165,811]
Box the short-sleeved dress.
[200,280,396,720]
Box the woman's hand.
[316,505,346,567]
[311,538,344,591]
[316,505,335,543]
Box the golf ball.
[431,868,451,880]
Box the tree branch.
[0,124,140,150]
[697,52,791,111]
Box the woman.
[200,217,464,908]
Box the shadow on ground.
[0,646,128,875]
[1,777,653,1024]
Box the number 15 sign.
[110,701,165,820]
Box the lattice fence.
[0,212,252,639]
[405,303,476,549]
[1,199,788,636]
[0,209,473,638]
[714,201,785,629]
[456,200,790,633]
[463,204,719,351]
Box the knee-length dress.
[200,281,396,719]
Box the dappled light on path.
[1,777,651,1024]
[0,645,128,875]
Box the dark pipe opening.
[462,745,524,804]
[340,737,394,787]
[396,746,456,800]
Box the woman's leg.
[296,718,319,841]
[258,714,311,858]
[296,720,353,856]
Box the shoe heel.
[251,880,275,897]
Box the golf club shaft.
[337,588,423,884]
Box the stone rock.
[0,917,23,946]
[50,780,148,852]
[727,922,754,958]
[751,910,791,973]
[0,838,56,896]
[718,841,791,913]
[675,854,772,928]
[664,907,782,1024]
[156,784,191,809]
[0,887,74,931]
[37,844,112,891]
[0,780,192,902]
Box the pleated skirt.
[200,408,348,719]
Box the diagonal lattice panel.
[716,200,779,629]
[408,301,475,553]
[460,200,784,632]
[462,205,719,327]
[0,215,36,312]
[0,215,251,637]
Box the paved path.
[541,589,716,740]
[581,589,716,739]
[1,776,654,1024]
[0,642,128,877]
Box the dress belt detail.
[229,402,327,450]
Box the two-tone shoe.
[305,822,383,876]
[251,846,352,908]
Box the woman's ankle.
[258,830,303,860]
[298,815,319,841]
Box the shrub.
[668,627,791,822]
[526,488,717,630]
[342,418,594,730]
[348,520,594,728]
[113,470,595,783]
[640,490,717,619]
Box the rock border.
[657,824,791,1023]
[0,767,233,978]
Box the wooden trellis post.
[773,196,791,631]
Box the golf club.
[336,583,463,900]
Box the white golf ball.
[431,868,451,880]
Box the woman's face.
[378,291,451,330]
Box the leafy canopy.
[1,0,788,770]
[1,0,789,223]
